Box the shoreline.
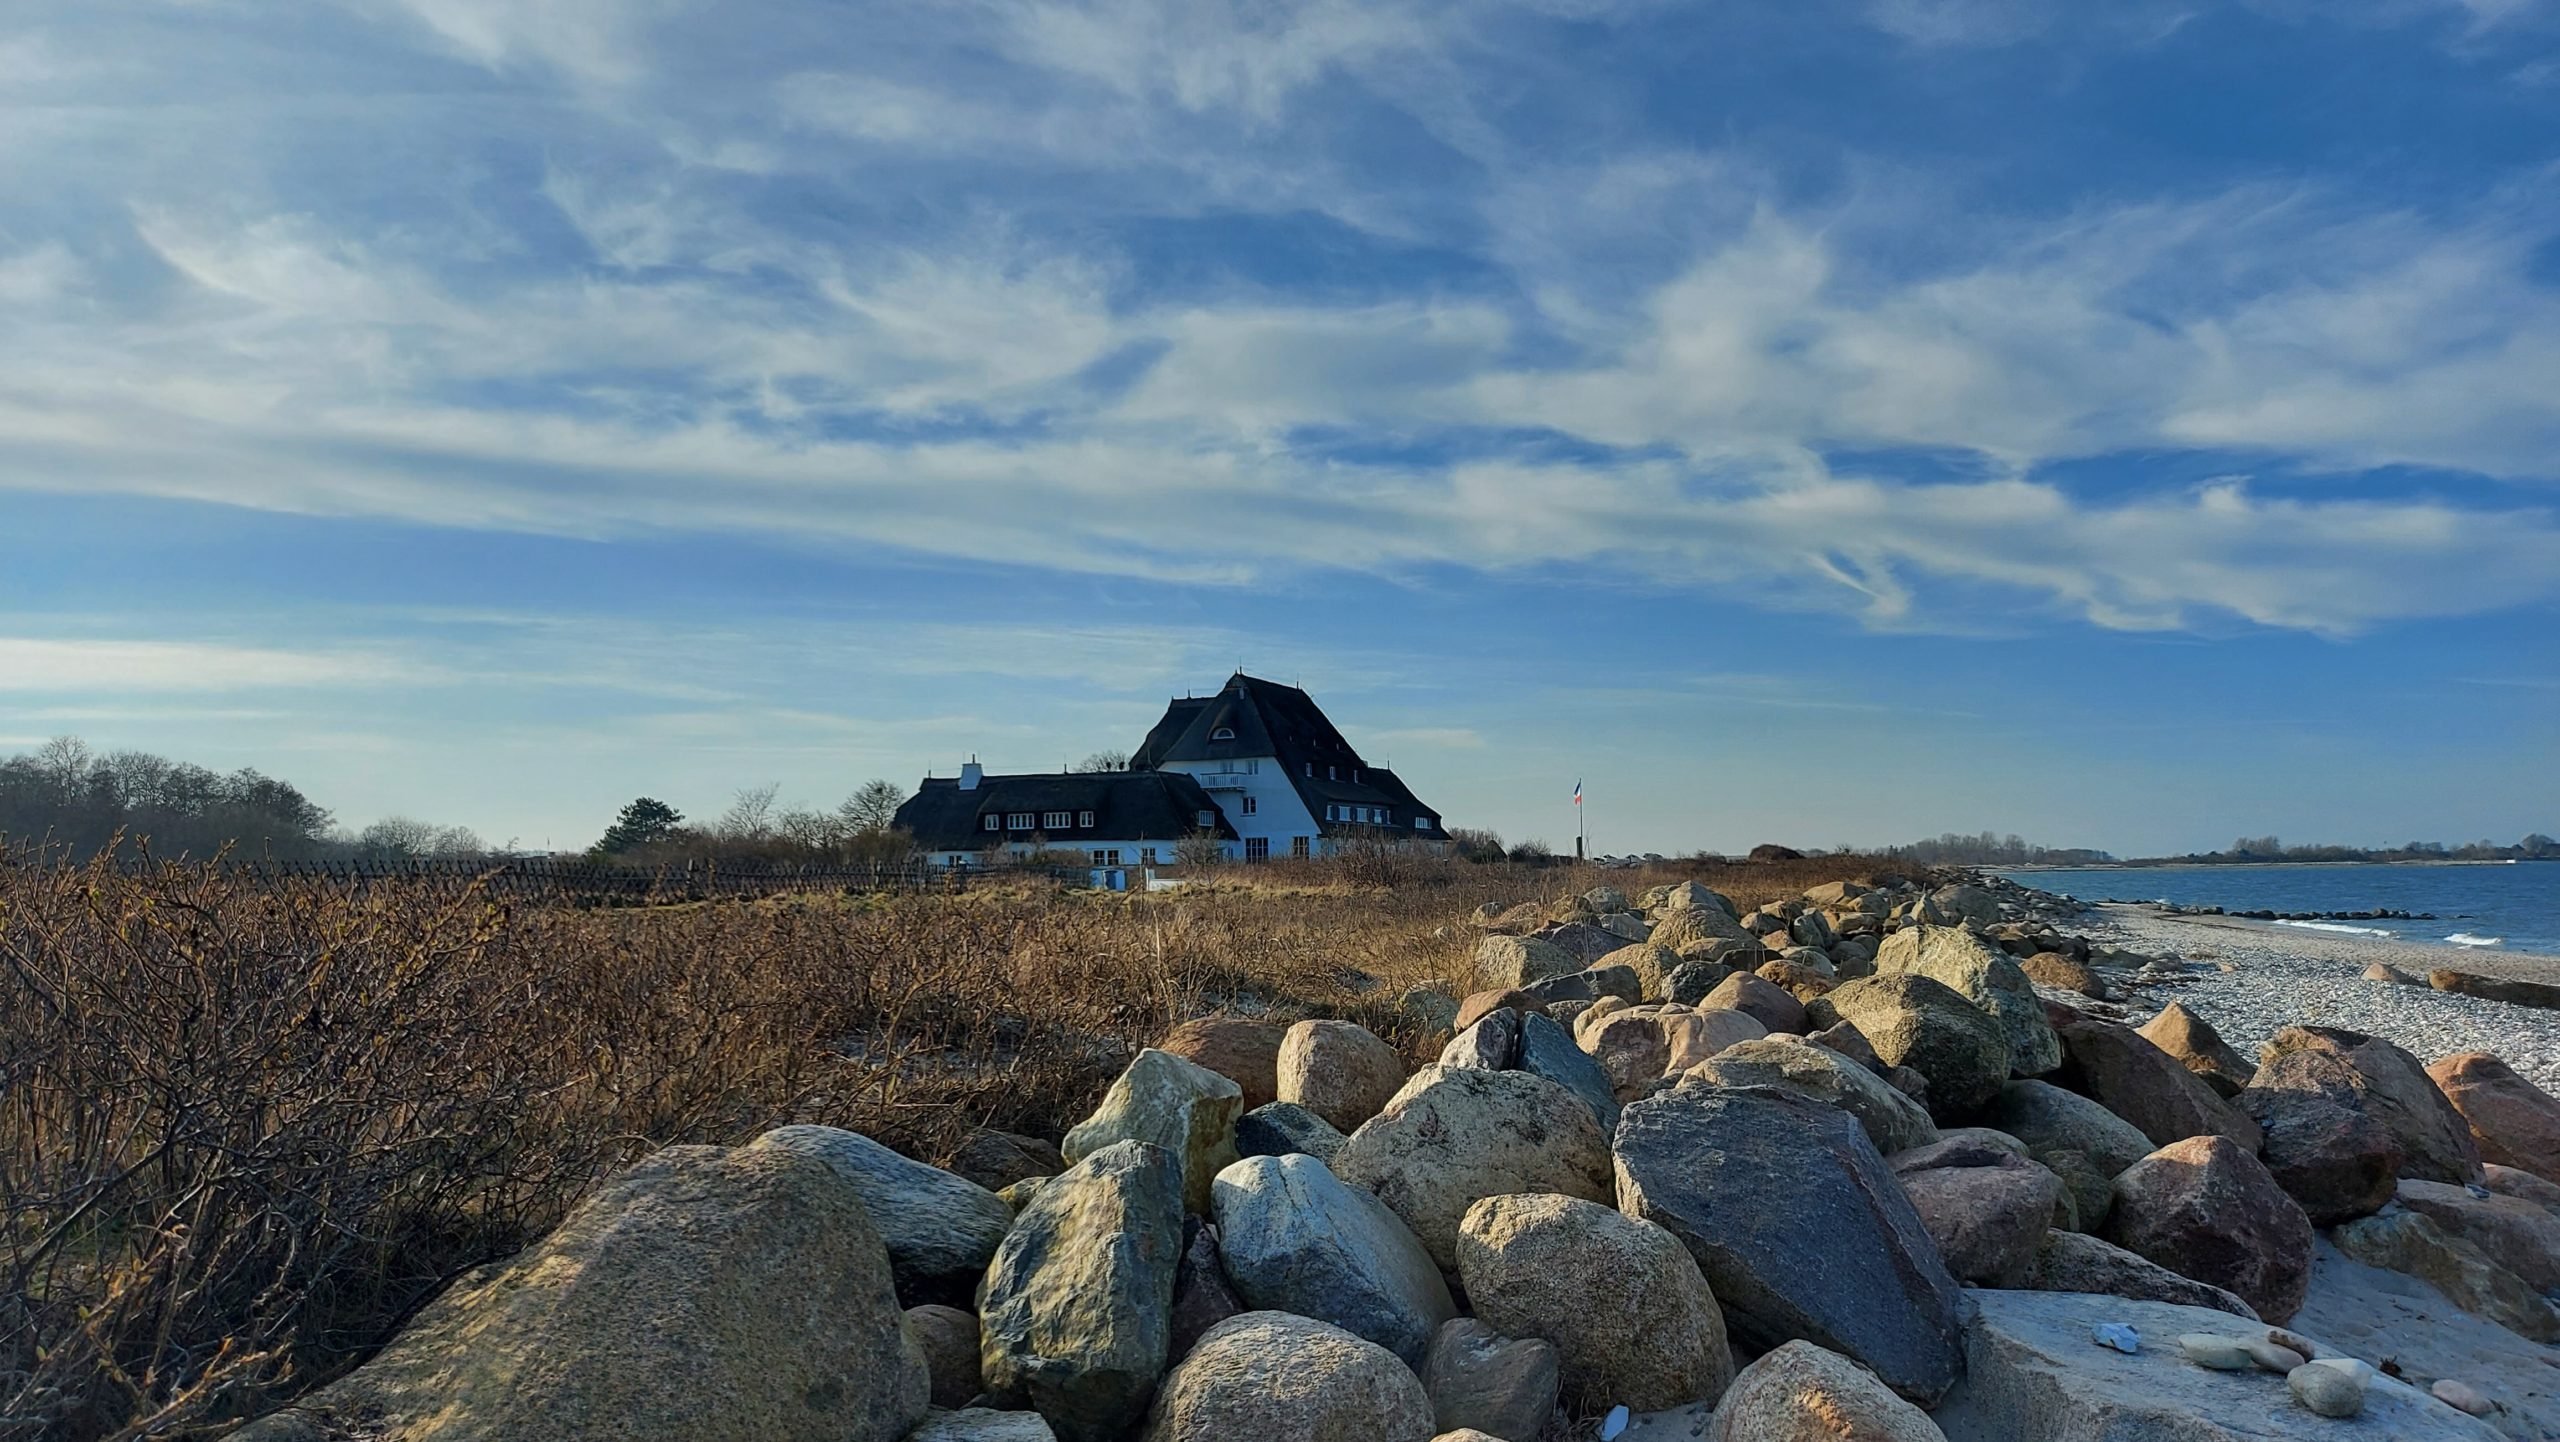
[2084,901,2560,983]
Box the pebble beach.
[2052,899,2560,1095]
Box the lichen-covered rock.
[1275,1020,1408,1135]
[2102,1136,2314,1326]
[1332,1065,1613,1272]
[1686,1035,1939,1155]
[1597,942,1684,1001]
[1707,1340,1947,1442]
[909,1410,1059,1441]
[1211,1154,1454,1366]
[749,1125,1014,1307]
[2019,951,2108,999]
[1659,880,1741,917]
[1810,973,2012,1118]
[2136,1002,2252,1098]
[1159,1017,1289,1111]
[2054,1019,2262,1152]
[1875,925,2060,1078]
[2426,1050,2560,1186]
[1476,934,1580,989]
[1421,1319,1558,1442]
[2025,1230,2259,1319]
[978,1140,1184,1442]
[2250,1026,2479,1185]
[1062,1049,1243,1216]
[1457,1193,1733,1414]
[1141,1313,1432,1442]
[1614,1085,1963,1405]
[229,1144,929,1442]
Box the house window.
[1043,811,1072,830]
[1007,813,1034,830]
[1414,816,1430,831]
[946,854,971,868]
[1141,846,1159,864]
[1242,795,1257,815]
[1198,809,1217,827]
[1303,762,1313,778]
[1211,726,1235,740]
[1291,836,1310,859]
[982,815,1002,832]
[1323,805,1336,821]
[1078,811,1095,829]
[1245,837,1270,861]
[1091,849,1121,866]
[1328,765,1338,780]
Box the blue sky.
[2,0,2556,856]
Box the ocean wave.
[2445,932,2504,947]
[2271,919,2397,938]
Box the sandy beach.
[2068,900,2560,1094]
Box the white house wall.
[1154,758,1326,858]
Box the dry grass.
[0,847,1906,1440]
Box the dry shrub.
[0,847,1902,1439]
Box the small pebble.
[2433,1379,2494,1417]
[2290,1360,2369,1419]
[2243,1338,2306,1374]
[2265,1327,2323,1360]
[2177,1334,2255,1371]
[2092,1322,2140,1354]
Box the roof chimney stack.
[959,759,983,791]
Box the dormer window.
[1042,811,1072,830]
[1211,726,1235,741]
[1303,762,1313,778]
[1328,766,1338,780]
[983,815,1002,832]
[1197,809,1216,827]
[1078,810,1095,828]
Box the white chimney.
[959,759,983,791]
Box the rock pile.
[233,872,2536,1442]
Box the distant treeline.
[2135,834,2560,865]
[1873,832,2118,866]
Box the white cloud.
[0,639,421,692]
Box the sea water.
[1994,861,2560,956]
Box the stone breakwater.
[231,876,2560,1442]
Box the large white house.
[894,672,1449,867]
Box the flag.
[1573,779,1582,807]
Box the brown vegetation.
[0,847,1902,1440]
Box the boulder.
[1168,1217,1242,1364]
[1701,971,1806,1034]
[1475,934,1580,989]
[2054,1019,2262,1152]
[1454,988,1542,1032]
[2390,1178,2560,1290]
[1159,1018,1289,1111]
[229,1144,929,1442]
[2133,1002,2253,1099]
[1331,1065,1613,1272]
[2484,1161,2560,1210]
[748,1125,1014,1307]
[2330,1208,2560,1342]
[1524,963,1642,1007]
[1893,1153,2063,1288]
[1543,921,1620,964]
[949,1131,1068,1192]
[1457,1193,1734,1414]
[1685,1036,1939,1156]
[907,1304,983,1408]
[1613,1086,1964,1405]
[1420,1319,1558,1442]
[2366,961,2420,985]
[1662,960,1733,1006]
[2425,1050,2560,1185]
[1982,1080,2155,1178]
[1756,957,1839,1001]
[1659,881,1740,917]
[1062,1048,1243,1217]
[978,1139,1184,1442]
[1707,1341,1947,1442]
[1597,942,1684,1000]
[1789,909,1840,950]
[2102,1136,2314,1325]
[1211,1154,1455,1366]
[1651,906,1758,953]
[2026,1230,2258,1318]
[2033,1147,2113,1232]
[1583,1008,1678,1101]
[1439,1009,1520,1070]
[1661,1008,1760,1073]
[1276,1021,1408,1135]
[1934,1290,2500,1442]
[2018,952,2107,1000]
[1810,974,2012,1118]
[1141,1313,1432,1442]
[910,1411,1059,1441]
[2428,969,2560,1009]
[1929,883,2000,926]
[1233,1101,1347,1167]
[2235,1087,2400,1224]
[2249,1026,2480,1184]
[1517,1010,1621,1130]
[1875,926,2061,1077]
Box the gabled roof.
[894,770,1238,852]
[1131,673,1449,841]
